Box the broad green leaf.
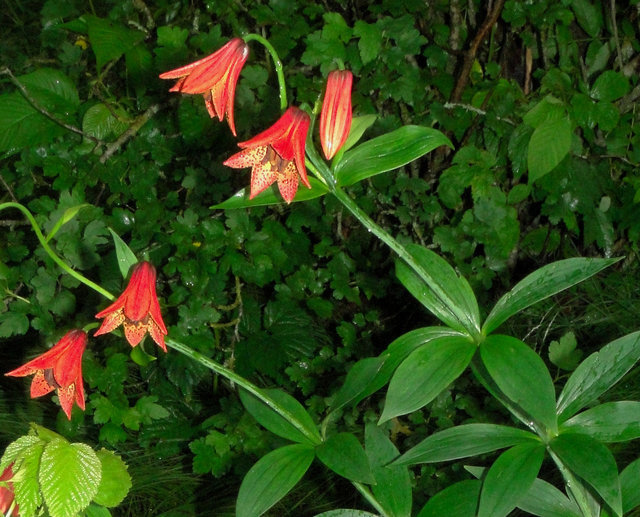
[239,388,322,446]
[620,457,640,513]
[379,335,476,422]
[416,480,481,517]
[0,435,42,473]
[86,15,145,70]
[84,504,112,517]
[39,439,102,517]
[365,424,411,517]
[334,126,452,187]
[12,440,44,517]
[557,331,640,422]
[527,116,571,183]
[393,424,537,467]
[92,449,131,508]
[518,477,581,517]
[46,204,90,242]
[560,402,640,443]
[236,443,315,517]
[483,257,619,334]
[480,335,557,433]
[571,0,603,37]
[315,511,378,517]
[478,442,545,517]
[396,243,480,335]
[107,228,138,278]
[550,433,621,516]
[328,355,387,413]
[523,96,566,128]
[211,177,330,209]
[591,71,630,102]
[316,433,374,484]
[82,103,128,140]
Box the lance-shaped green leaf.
[108,228,138,278]
[620,457,640,514]
[396,243,480,335]
[316,432,374,484]
[478,442,545,517]
[334,126,452,187]
[482,257,619,335]
[211,177,330,209]
[365,423,411,517]
[560,402,640,443]
[393,424,538,467]
[379,335,476,423]
[557,331,640,423]
[39,439,102,517]
[315,511,379,517]
[338,115,377,154]
[517,477,581,517]
[416,480,481,517]
[480,335,557,433]
[236,443,315,517]
[46,204,90,242]
[328,355,387,414]
[239,388,322,446]
[550,433,622,516]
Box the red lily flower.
[95,261,168,351]
[159,38,250,135]
[0,464,19,516]
[5,330,87,421]
[320,70,353,160]
[223,106,311,203]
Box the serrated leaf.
[549,332,582,371]
[527,116,572,183]
[236,444,314,517]
[0,435,42,473]
[92,450,131,508]
[82,103,128,140]
[86,15,145,70]
[316,433,374,484]
[334,126,452,187]
[39,439,102,517]
[107,228,138,278]
[12,441,45,517]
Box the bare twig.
[0,66,102,145]
[99,104,161,163]
[0,174,18,202]
[443,102,516,125]
[610,0,624,70]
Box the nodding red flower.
[223,106,310,203]
[320,70,353,160]
[0,463,19,516]
[95,261,168,351]
[5,330,87,421]
[159,38,250,135]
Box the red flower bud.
[320,70,353,160]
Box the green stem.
[166,337,321,445]
[0,203,115,301]
[549,450,594,517]
[243,33,287,111]
[329,188,481,339]
[352,482,390,517]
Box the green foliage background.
[1,0,640,514]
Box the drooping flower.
[0,464,18,516]
[319,70,353,160]
[95,261,168,351]
[159,38,250,135]
[5,330,87,421]
[223,106,311,203]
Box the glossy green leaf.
[557,331,640,422]
[379,335,475,422]
[591,71,630,102]
[334,126,452,187]
[483,257,619,334]
[108,228,138,278]
[315,511,378,517]
[328,355,387,413]
[239,388,322,446]
[393,424,537,467]
[316,432,374,484]
[560,402,640,443]
[550,433,622,516]
[416,480,481,517]
[236,443,315,517]
[480,335,557,433]
[341,114,377,154]
[527,116,571,183]
[39,439,102,517]
[478,442,545,517]
[365,424,411,517]
[211,177,330,209]
[620,457,640,513]
[92,449,131,508]
[396,243,480,335]
[517,477,581,517]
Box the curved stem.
[165,337,321,445]
[352,482,390,517]
[243,33,287,111]
[0,203,115,301]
